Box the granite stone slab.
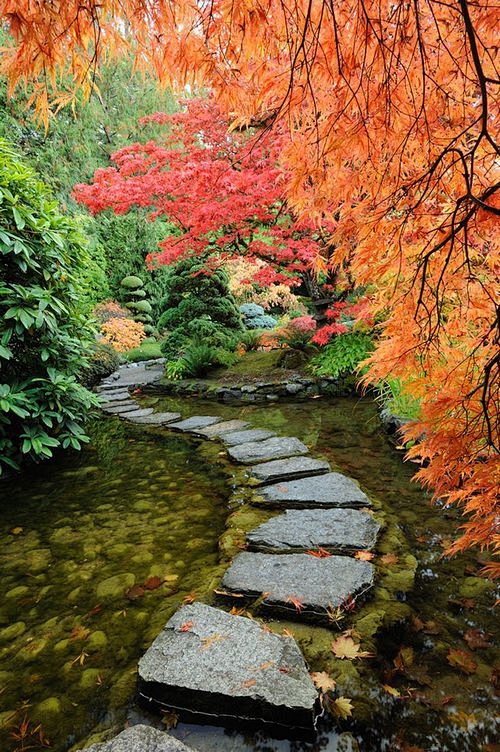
[169,416,223,432]
[138,602,318,731]
[101,399,135,410]
[100,363,164,388]
[194,419,249,438]
[246,508,380,553]
[98,391,131,402]
[228,437,309,465]
[222,429,276,446]
[102,402,141,414]
[249,456,331,485]
[256,472,371,509]
[121,408,155,419]
[76,725,193,752]
[126,411,182,425]
[222,552,374,614]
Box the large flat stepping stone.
[222,429,276,446]
[100,399,135,409]
[249,456,331,486]
[99,390,131,402]
[138,602,318,732]
[246,508,380,554]
[126,411,182,425]
[121,408,155,419]
[228,437,309,465]
[76,725,193,752]
[222,552,374,614]
[169,416,222,432]
[103,402,140,414]
[194,419,249,438]
[257,472,371,509]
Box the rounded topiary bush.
[240,303,277,330]
[121,275,144,289]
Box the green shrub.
[239,303,277,330]
[166,343,237,380]
[160,317,240,360]
[377,378,421,420]
[121,275,144,289]
[0,140,98,475]
[308,332,374,379]
[80,342,120,387]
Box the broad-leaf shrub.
[308,333,374,379]
[0,140,98,475]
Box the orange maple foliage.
[1,0,498,571]
[100,318,145,353]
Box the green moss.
[459,576,494,598]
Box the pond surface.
[0,396,498,752]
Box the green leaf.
[12,206,25,230]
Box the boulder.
[75,726,192,752]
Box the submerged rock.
[222,552,374,615]
[246,508,380,553]
[75,724,193,752]
[222,429,276,446]
[228,437,309,464]
[169,416,222,432]
[249,456,331,485]
[194,419,249,438]
[256,472,372,508]
[138,602,318,732]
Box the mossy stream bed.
[0,396,497,752]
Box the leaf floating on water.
[331,634,373,660]
[447,597,476,610]
[69,626,90,641]
[125,584,145,601]
[330,695,354,719]
[354,550,375,561]
[394,646,414,672]
[310,671,336,693]
[381,684,401,697]
[447,648,477,675]
[463,628,493,650]
[143,576,163,590]
[10,526,23,535]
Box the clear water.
[0,396,498,752]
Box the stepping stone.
[121,408,155,419]
[249,456,331,486]
[138,603,318,732]
[194,419,249,438]
[246,508,380,554]
[100,399,135,409]
[169,416,222,432]
[76,725,193,752]
[126,411,182,425]
[102,402,141,414]
[256,472,371,509]
[222,429,276,446]
[222,552,374,615]
[98,390,130,402]
[228,437,309,465]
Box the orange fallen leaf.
[282,627,295,638]
[69,626,90,641]
[239,678,257,688]
[183,592,196,604]
[354,550,375,561]
[380,553,399,565]
[179,620,193,632]
[330,695,354,719]
[10,526,23,535]
[125,584,145,601]
[447,648,477,674]
[331,634,374,660]
[394,646,414,672]
[306,547,332,558]
[286,595,305,613]
[310,671,336,693]
[382,684,401,697]
[201,633,226,650]
[463,628,493,650]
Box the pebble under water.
[0,396,498,752]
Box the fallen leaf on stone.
[143,576,163,590]
[125,585,145,601]
[382,684,401,697]
[447,648,477,674]
[330,696,354,719]
[201,633,226,650]
[306,547,332,558]
[286,595,305,613]
[331,634,373,660]
[354,550,375,561]
[239,678,256,688]
[310,671,336,693]
[463,628,493,650]
[380,553,399,565]
[178,621,193,632]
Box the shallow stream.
[0,396,497,752]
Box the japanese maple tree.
[1,0,498,570]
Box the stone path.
[94,363,381,743]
